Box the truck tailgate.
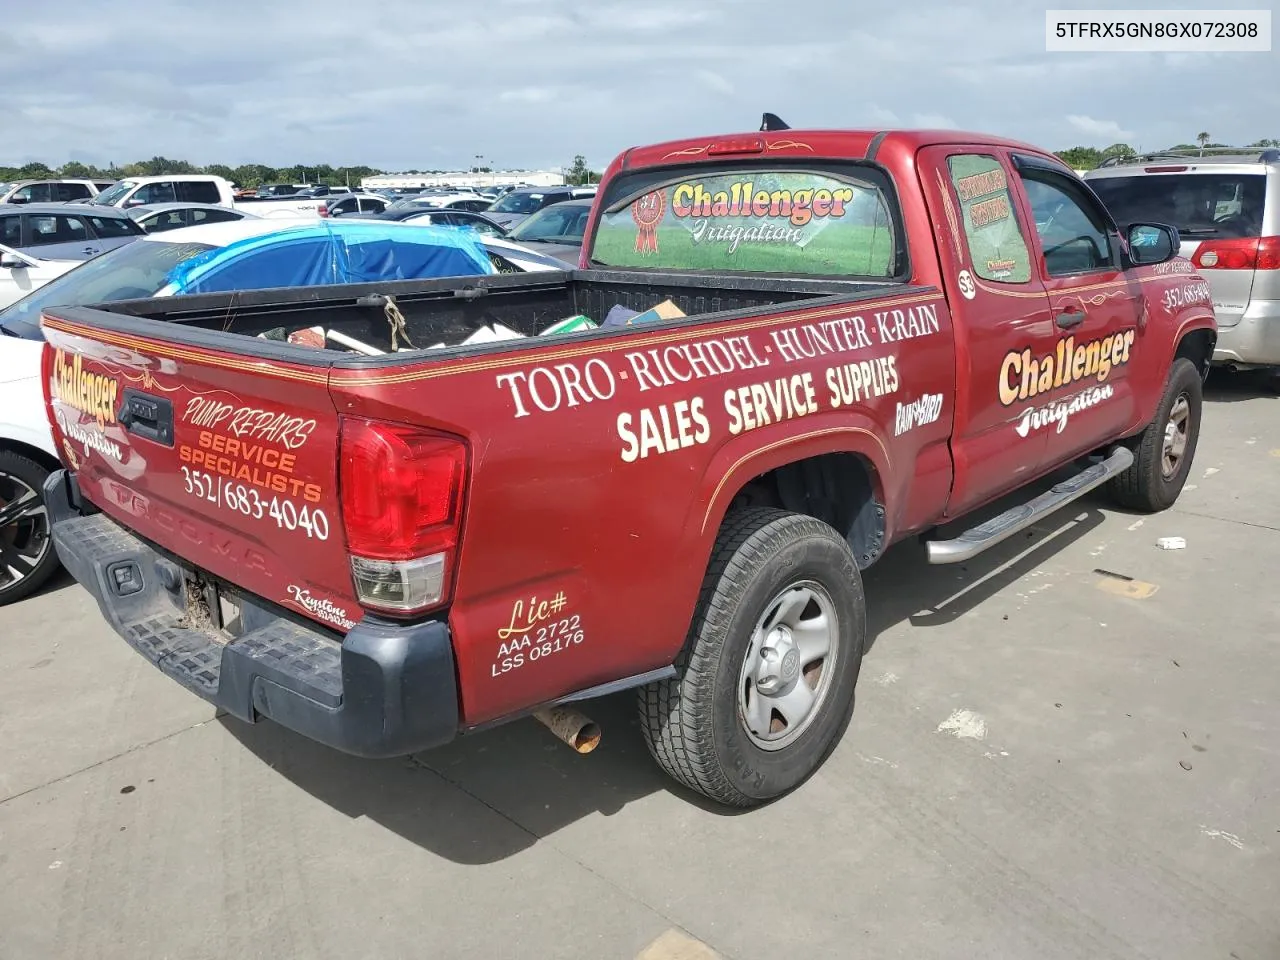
[41,313,357,632]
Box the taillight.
[317,205,330,218]
[338,418,468,616]
[1192,236,1280,271]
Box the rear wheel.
[639,508,866,807]
[0,452,59,606]
[1108,358,1202,512]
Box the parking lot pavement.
[2,373,1277,960]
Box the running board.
[926,447,1134,564]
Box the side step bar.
[926,446,1134,564]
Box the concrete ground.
[2,372,1277,960]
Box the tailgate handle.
[118,389,174,446]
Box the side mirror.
[8,196,28,205]
[0,252,27,269]
[1126,222,1179,267]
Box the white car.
[0,219,567,605]
[91,175,328,219]
[0,245,79,310]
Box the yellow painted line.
[1095,576,1159,600]
[636,928,724,960]
[1269,449,1280,458]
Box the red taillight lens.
[1192,236,1280,271]
[1257,236,1280,270]
[339,418,468,614]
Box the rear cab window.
[589,163,905,278]
[177,180,223,204]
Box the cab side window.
[134,182,177,204]
[946,154,1032,284]
[1017,174,1112,277]
[0,214,21,246]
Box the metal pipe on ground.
[533,705,601,754]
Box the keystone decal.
[999,330,1135,407]
[51,349,120,429]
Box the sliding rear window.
[589,162,907,280]
[1089,173,1265,239]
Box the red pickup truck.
[39,126,1216,807]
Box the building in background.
[361,169,566,190]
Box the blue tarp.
[165,220,495,295]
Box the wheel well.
[0,438,59,474]
[1175,328,1215,378]
[726,452,886,568]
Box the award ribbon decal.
[632,190,666,255]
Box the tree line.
[1054,137,1279,171]
[0,157,386,190]
[3,138,1274,188]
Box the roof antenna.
[760,112,790,132]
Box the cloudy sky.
[5,0,1276,173]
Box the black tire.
[639,507,866,807]
[1108,358,1202,512]
[0,451,60,606]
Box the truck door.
[1006,154,1144,468]
[917,146,1056,516]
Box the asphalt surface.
[2,372,1277,960]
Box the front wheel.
[639,508,866,807]
[1107,358,1203,512]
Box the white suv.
[1085,149,1280,368]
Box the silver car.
[0,202,145,261]
[1085,149,1280,368]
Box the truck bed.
[79,268,906,360]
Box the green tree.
[59,161,95,178]
[564,154,593,185]
[1195,131,1210,155]
[18,161,54,178]
[1055,146,1103,170]
[1101,143,1136,160]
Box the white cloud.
[912,113,958,129]
[0,0,1269,170]
[694,70,734,95]
[1066,115,1137,143]
[499,87,556,104]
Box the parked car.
[369,208,508,236]
[325,193,392,217]
[0,219,566,605]
[0,180,116,204]
[505,197,592,263]
[127,203,258,233]
[36,124,1215,806]
[0,245,79,310]
[0,203,145,261]
[1084,148,1280,368]
[484,185,598,229]
[92,175,327,219]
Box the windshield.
[490,192,545,214]
[0,239,214,340]
[590,165,901,277]
[91,180,137,206]
[1089,173,1265,239]
[510,204,591,243]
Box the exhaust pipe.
[533,705,601,754]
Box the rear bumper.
[43,469,459,759]
[1213,299,1280,367]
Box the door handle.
[83,246,97,256]
[1056,310,1086,330]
